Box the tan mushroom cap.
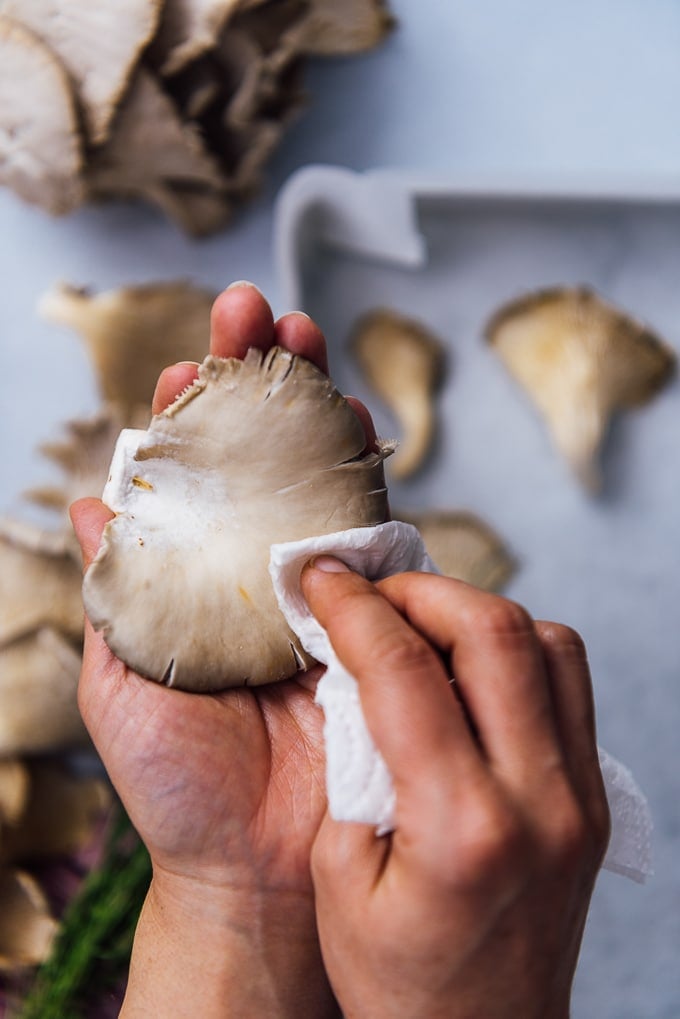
[399,510,516,593]
[486,286,677,490]
[0,869,57,971]
[0,15,84,214]
[0,523,83,646]
[2,0,163,145]
[84,347,390,690]
[40,280,216,414]
[0,629,86,755]
[350,308,446,481]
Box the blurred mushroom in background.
[350,307,447,481]
[485,286,676,491]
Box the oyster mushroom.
[0,15,84,214]
[2,0,163,145]
[86,68,229,236]
[350,308,446,481]
[40,280,217,414]
[152,0,241,75]
[285,0,395,56]
[27,407,144,528]
[0,869,58,971]
[0,522,83,646]
[399,510,516,592]
[83,346,391,690]
[0,629,86,755]
[485,286,677,490]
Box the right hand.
[302,561,611,1019]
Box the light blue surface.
[1,3,679,1015]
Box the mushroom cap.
[0,15,84,214]
[2,0,163,144]
[83,347,390,690]
[0,628,86,755]
[398,510,516,593]
[350,308,446,481]
[40,280,216,413]
[0,521,83,645]
[486,286,677,489]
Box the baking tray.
[273,165,680,1016]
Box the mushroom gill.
[350,308,446,481]
[83,346,391,690]
[485,286,677,490]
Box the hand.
[71,283,362,1018]
[302,562,611,1019]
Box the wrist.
[121,869,339,1018]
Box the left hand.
[71,283,359,1017]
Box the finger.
[301,561,488,815]
[274,311,328,374]
[535,621,609,822]
[209,281,275,359]
[70,497,114,570]
[152,362,199,414]
[375,573,566,793]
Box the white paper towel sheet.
[269,521,653,883]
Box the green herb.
[17,804,151,1019]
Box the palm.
[79,630,328,895]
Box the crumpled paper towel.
[270,520,653,883]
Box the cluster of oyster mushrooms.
[0,280,220,976]
[0,0,393,235]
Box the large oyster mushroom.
[486,286,677,490]
[350,308,446,481]
[83,346,391,690]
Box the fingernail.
[226,280,262,293]
[308,556,351,573]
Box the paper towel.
[270,520,653,883]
